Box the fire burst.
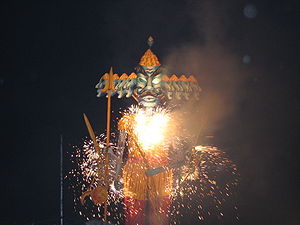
[69,106,239,224]
[133,107,170,150]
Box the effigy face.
[133,65,165,108]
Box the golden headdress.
[139,36,161,67]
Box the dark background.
[2,0,300,224]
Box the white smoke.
[164,0,245,138]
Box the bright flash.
[133,108,170,150]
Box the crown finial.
[147,36,154,48]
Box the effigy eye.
[152,77,161,85]
[138,77,147,83]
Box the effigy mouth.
[142,95,157,102]
[137,89,163,98]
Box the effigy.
[74,37,238,225]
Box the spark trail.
[69,106,239,224]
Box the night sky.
[2,0,300,224]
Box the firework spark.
[69,106,239,224]
[68,134,124,223]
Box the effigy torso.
[118,110,176,200]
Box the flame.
[70,106,239,223]
[133,108,170,150]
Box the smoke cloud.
[164,1,245,140]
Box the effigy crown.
[139,49,161,67]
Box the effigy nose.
[145,77,154,90]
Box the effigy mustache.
[138,89,163,98]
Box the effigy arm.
[114,130,127,182]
